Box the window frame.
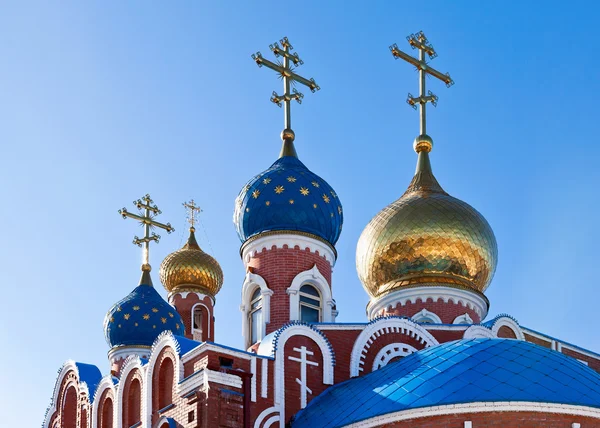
[299,284,322,323]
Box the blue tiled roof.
[233,156,343,245]
[172,335,202,355]
[104,282,184,348]
[75,362,102,402]
[293,339,600,427]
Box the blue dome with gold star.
[234,155,343,246]
[103,276,184,348]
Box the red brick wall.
[381,297,481,324]
[283,335,328,425]
[361,332,426,376]
[171,293,215,342]
[497,325,517,339]
[379,411,599,427]
[429,329,466,343]
[247,245,332,334]
[320,329,362,381]
[524,333,552,349]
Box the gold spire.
[118,194,174,285]
[251,37,320,158]
[159,201,223,296]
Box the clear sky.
[1,1,599,426]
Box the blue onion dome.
[234,150,343,246]
[104,268,185,348]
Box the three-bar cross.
[390,31,454,136]
[118,194,174,269]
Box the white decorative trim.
[251,357,257,402]
[372,343,417,371]
[107,346,151,365]
[190,301,212,341]
[315,324,366,331]
[491,316,525,340]
[453,313,474,324]
[178,368,243,397]
[144,332,183,428]
[288,265,334,322]
[350,318,439,377]
[412,308,442,324]
[463,325,495,339]
[344,401,600,427]
[367,286,488,321]
[274,324,335,428]
[91,376,117,428]
[116,356,145,428]
[242,233,336,266]
[254,406,281,428]
[261,358,268,398]
[241,271,273,348]
[181,342,270,364]
[43,361,81,428]
[167,291,215,305]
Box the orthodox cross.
[118,194,174,270]
[252,37,320,140]
[288,346,319,408]
[390,31,454,136]
[183,199,202,232]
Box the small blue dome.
[104,282,184,348]
[234,156,343,245]
[294,339,600,427]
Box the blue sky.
[1,2,599,426]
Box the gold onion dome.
[356,137,498,299]
[159,228,224,296]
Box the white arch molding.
[190,301,212,341]
[412,308,442,324]
[272,324,335,428]
[241,272,273,348]
[254,406,281,428]
[143,332,184,428]
[491,316,525,340]
[116,356,145,428]
[350,317,439,377]
[287,264,335,322]
[91,375,117,428]
[372,343,418,371]
[463,325,495,339]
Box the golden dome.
[356,150,497,299]
[159,228,224,296]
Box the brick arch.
[154,355,175,411]
[97,391,114,428]
[117,356,144,427]
[91,376,116,428]
[61,385,78,428]
[350,317,439,377]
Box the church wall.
[428,328,465,343]
[319,328,362,381]
[171,293,215,342]
[524,332,552,349]
[246,245,332,334]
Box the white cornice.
[367,286,488,321]
[241,233,336,266]
[344,401,600,427]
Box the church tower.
[356,33,498,325]
[160,200,224,342]
[103,195,184,374]
[233,38,343,349]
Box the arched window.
[249,288,263,344]
[299,284,321,323]
[101,398,113,428]
[157,358,174,410]
[61,386,77,428]
[125,379,141,427]
[192,306,203,341]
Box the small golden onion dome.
[356,146,497,299]
[159,228,224,296]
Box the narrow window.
[192,306,203,341]
[299,284,321,323]
[249,288,263,344]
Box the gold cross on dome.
[183,199,202,230]
[390,31,454,136]
[118,194,174,269]
[251,37,320,140]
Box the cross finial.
[118,194,174,273]
[252,37,320,157]
[390,31,454,153]
[183,199,202,231]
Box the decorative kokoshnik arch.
[350,317,439,377]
